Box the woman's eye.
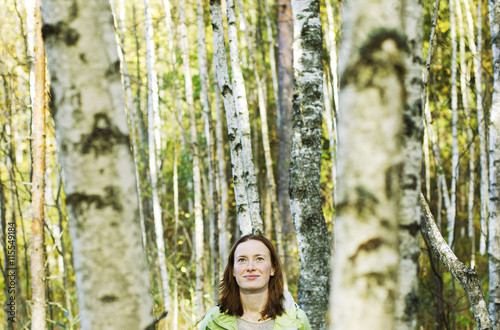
[237,258,245,263]
[257,257,264,261]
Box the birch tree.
[396,0,424,328]
[226,0,263,233]
[488,0,500,325]
[420,195,493,329]
[332,0,405,328]
[289,0,330,328]
[449,0,459,248]
[144,0,171,319]
[30,0,47,327]
[179,0,205,317]
[210,0,253,234]
[41,0,154,328]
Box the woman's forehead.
[234,239,271,256]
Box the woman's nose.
[246,261,255,270]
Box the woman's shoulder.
[199,306,237,330]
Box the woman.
[199,234,311,329]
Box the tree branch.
[419,193,492,329]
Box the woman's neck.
[239,289,269,322]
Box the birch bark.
[289,0,330,328]
[470,0,488,256]
[41,0,154,328]
[196,0,220,300]
[30,1,47,328]
[210,0,253,234]
[213,60,229,264]
[332,0,405,327]
[488,0,500,325]
[457,0,476,267]
[448,0,459,248]
[179,0,205,317]
[396,0,424,328]
[420,195,493,329]
[144,0,171,319]
[226,0,263,233]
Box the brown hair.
[218,234,285,319]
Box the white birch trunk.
[210,0,253,234]
[144,0,171,319]
[332,0,405,327]
[289,0,331,328]
[420,194,493,329]
[226,0,263,233]
[463,0,487,256]
[213,58,229,265]
[457,0,476,267]
[179,0,205,317]
[325,0,339,115]
[41,0,154,327]
[196,0,220,302]
[396,0,424,328]
[30,0,47,327]
[424,124,431,200]
[488,0,500,325]
[449,0,458,247]
[263,0,280,124]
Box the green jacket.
[198,298,311,330]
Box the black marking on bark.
[385,164,402,199]
[48,86,57,117]
[81,113,130,157]
[42,22,80,46]
[358,28,408,58]
[400,222,421,237]
[402,174,418,191]
[105,60,121,80]
[66,185,123,215]
[300,20,323,50]
[100,295,117,303]
[403,290,420,320]
[228,132,236,142]
[341,28,407,90]
[355,186,378,215]
[79,53,87,63]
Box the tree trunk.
[449,0,459,248]
[30,0,47,327]
[41,0,154,327]
[420,194,493,329]
[288,1,330,328]
[112,0,147,248]
[396,0,424,328]
[210,0,253,234]
[179,0,205,317]
[226,0,263,233]
[144,0,171,320]
[277,0,297,269]
[488,0,500,326]
[332,0,405,327]
[213,59,229,265]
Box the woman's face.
[233,240,275,294]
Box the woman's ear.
[271,267,275,276]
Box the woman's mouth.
[244,275,259,280]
